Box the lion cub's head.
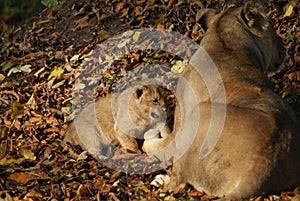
[197,1,284,73]
[130,85,168,127]
[115,84,171,140]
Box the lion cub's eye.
[152,98,159,104]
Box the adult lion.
[144,2,300,199]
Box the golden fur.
[63,85,170,159]
[143,2,300,199]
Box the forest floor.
[0,0,299,200]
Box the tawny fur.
[143,2,300,199]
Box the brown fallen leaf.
[50,31,61,41]
[19,148,36,160]
[284,4,295,18]
[11,101,24,119]
[115,2,124,13]
[25,93,38,110]
[0,144,7,160]
[286,70,300,82]
[187,190,204,197]
[36,19,51,25]
[77,182,94,198]
[73,16,90,31]
[120,7,129,18]
[24,190,43,199]
[0,126,8,139]
[16,51,46,61]
[1,90,20,101]
[35,27,46,34]
[97,29,110,43]
[134,6,143,16]
[109,192,121,201]
[281,191,294,200]
[7,172,49,185]
[44,127,60,133]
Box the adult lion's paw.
[150,174,170,189]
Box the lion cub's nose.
[149,105,167,123]
[150,112,160,119]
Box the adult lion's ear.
[196,9,217,31]
[242,1,270,37]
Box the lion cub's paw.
[144,128,161,140]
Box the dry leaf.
[98,29,110,42]
[7,172,49,186]
[52,79,66,89]
[24,190,43,199]
[287,71,300,81]
[74,16,89,30]
[134,6,143,16]
[0,126,8,139]
[77,183,94,197]
[19,148,36,161]
[117,38,131,48]
[20,64,32,73]
[7,172,39,185]
[70,54,80,61]
[48,67,64,80]
[133,31,141,43]
[187,190,204,197]
[77,151,89,161]
[171,60,188,74]
[0,73,5,82]
[26,93,38,110]
[7,67,21,76]
[2,62,13,71]
[105,54,114,61]
[0,144,7,160]
[115,2,124,13]
[0,157,25,165]
[11,101,24,119]
[74,82,86,90]
[34,67,45,77]
[284,5,295,18]
[120,7,129,18]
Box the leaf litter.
[0,0,299,200]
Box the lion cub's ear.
[242,1,270,37]
[135,85,151,103]
[196,9,218,31]
[135,87,144,99]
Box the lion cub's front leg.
[142,103,178,154]
[115,127,142,154]
[116,122,171,154]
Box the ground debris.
[0,0,299,200]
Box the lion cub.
[63,84,171,160]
